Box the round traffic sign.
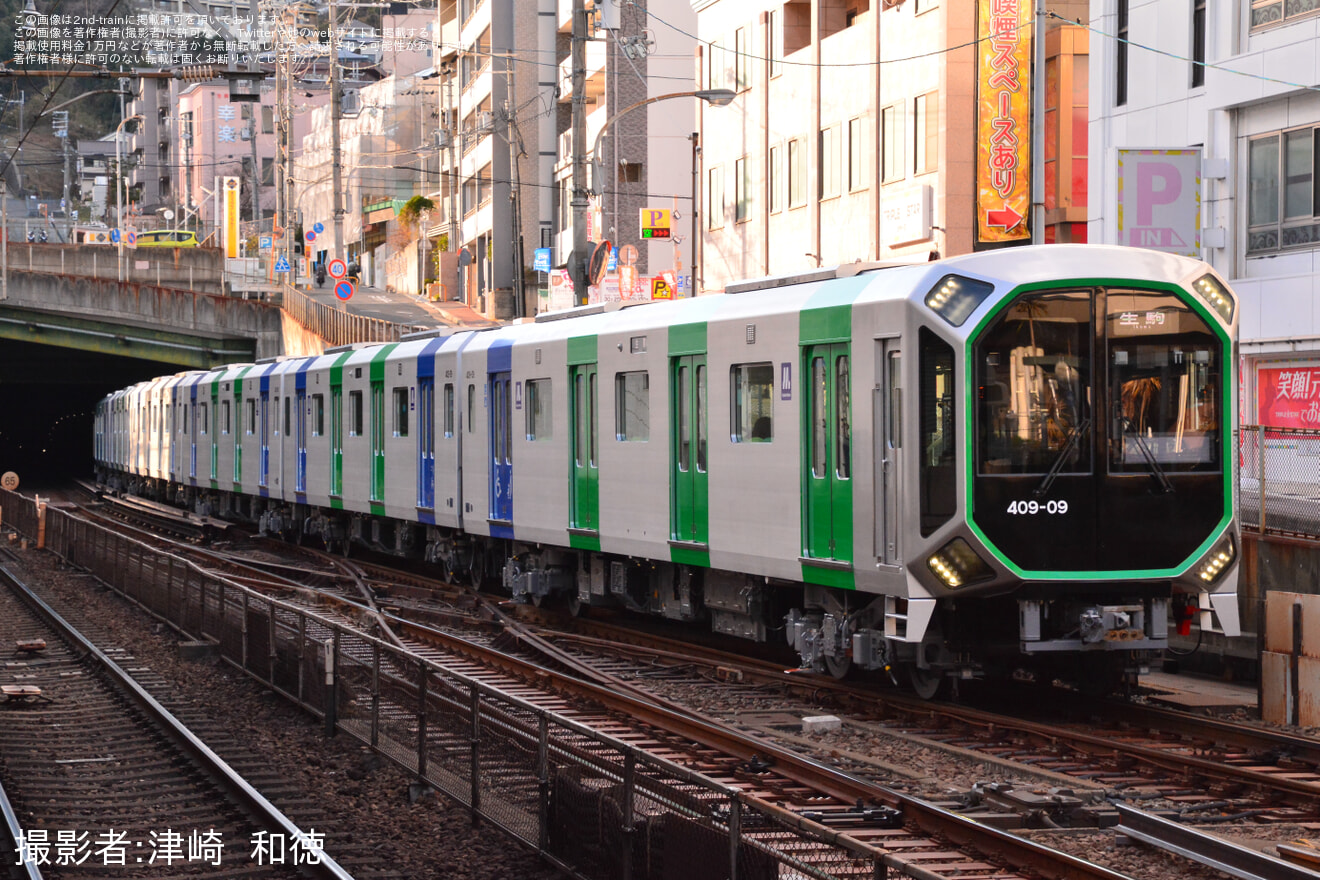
[619,243,638,267]
[305,230,316,243]
[327,258,347,280]
[313,222,325,234]
[1,471,19,491]
[110,228,121,243]
[125,230,137,247]
[335,280,355,301]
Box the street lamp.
[573,88,734,306]
[114,113,143,282]
[589,89,735,195]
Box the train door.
[874,340,901,565]
[371,379,385,503]
[295,388,308,494]
[570,363,598,531]
[803,343,853,563]
[259,384,270,490]
[331,388,343,497]
[418,377,435,510]
[210,383,219,483]
[489,371,513,523]
[670,354,708,544]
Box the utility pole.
[569,0,589,307]
[1030,0,1046,245]
[247,110,261,225]
[274,4,286,276]
[330,0,346,266]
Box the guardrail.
[3,493,892,880]
[280,284,424,347]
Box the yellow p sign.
[639,208,672,240]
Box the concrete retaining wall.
[5,243,225,295]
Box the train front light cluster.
[1196,533,1236,584]
[924,274,995,326]
[927,538,995,589]
[1191,274,1235,324]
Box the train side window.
[284,395,291,436]
[312,394,326,437]
[349,391,363,436]
[221,400,231,435]
[199,402,208,434]
[444,383,455,438]
[526,378,552,441]
[393,387,409,437]
[919,327,956,536]
[468,385,476,434]
[245,399,256,435]
[730,362,773,442]
[615,371,649,441]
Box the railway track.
[0,561,354,880]
[48,493,1134,880]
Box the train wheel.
[824,654,853,680]
[909,666,946,700]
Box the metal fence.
[280,284,425,347]
[1240,425,1320,540]
[0,492,887,880]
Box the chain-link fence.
[1240,425,1320,539]
[0,494,893,880]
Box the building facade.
[1089,0,1320,423]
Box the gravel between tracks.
[2,543,559,880]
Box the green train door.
[671,354,708,544]
[570,363,599,532]
[370,381,385,504]
[803,343,852,563]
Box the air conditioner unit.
[478,111,494,131]
[240,129,251,140]
[436,130,452,149]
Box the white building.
[1089,0,1320,424]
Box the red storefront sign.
[1258,366,1320,428]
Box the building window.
[730,363,773,442]
[1116,0,1129,106]
[618,162,642,183]
[261,105,274,134]
[768,9,782,78]
[914,92,937,174]
[708,40,725,91]
[735,27,751,91]
[1191,0,1206,87]
[735,156,751,222]
[1247,128,1320,254]
[820,124,840,199]
[526,379,551,440]
[788,137,807,207]
[393,387,409,437]
[848,118,868,191]
[881,104,904,182]
[707,165,725,229]
[261,157,274,187]
[1251,0,1320,29]
[350,390,363,436]
[769,143,784,213]
[615,371,650,441]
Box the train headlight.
[924,274,995,326]
[927,538,995,589]
[1191,274,1235,324]
[1195,533,1236,585]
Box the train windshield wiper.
[1120,418,1175,494]
[1032,417,1090,499]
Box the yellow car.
[135,229,199,248]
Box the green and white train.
[95,244,1241,695]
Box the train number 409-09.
[1006,500,1069,515]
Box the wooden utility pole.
[569,0,589,306]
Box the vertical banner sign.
[223,176,241,259]
[1116,149,1201,257]
[976,0,1032,244]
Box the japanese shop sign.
[1258,366,1320,429]
[1117,149,1201,257]
[223,176,241,259]
[976,0,1032,245]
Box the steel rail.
[383,614,1129,880]
[1114,802,1318,880]
[0,563,358,880]
[0,778,43,880]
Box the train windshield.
[976,287,1221,475]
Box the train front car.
[791,245,1240,697]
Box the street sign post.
[327,259,347,280]
[639,208,672,239]
[532,248,551,273]
[335,280,355,301]
[274,255,291,274]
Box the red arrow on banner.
[986,204,1025,230]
